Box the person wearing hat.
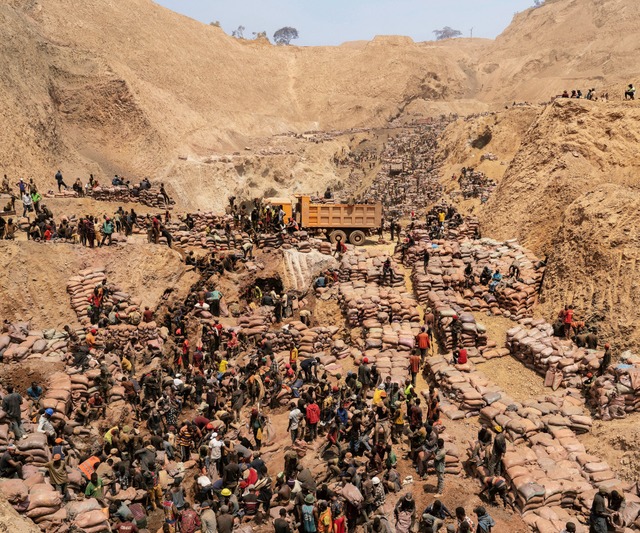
[474,506,495,532]
[394,493,416,531]
[590,487,611,533]
[301,494,317,533]
[488,425,507,477]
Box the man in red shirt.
[563,305,574,338]
[409,353,421,385]
[306,401,321,441]
[453,348,468,365]
[416,327,431,361]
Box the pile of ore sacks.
[87,185,172,209]
[0,323,69,363]
[335,249,421,383]
[0,354,130,532]
[406,237,544,321]
[588,351,640,419]
[507,320,603,389]
[237,309,273,337]
[424,354,635,526]
[337,249,406,289]
[66,267,133,324]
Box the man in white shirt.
[209,432,224,476]
[287,403,303,444]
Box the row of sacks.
[338,250,406,288]
[524,502,640,533]
[337,281,420,328]
[0,325,69,363]
[426,356,505,415]
[587,351,640,419]
[69,354,127,404]
[264,323,337,359]
[425,359,628,518]
[507,321,603,389]
[237,308,273,337]
[87,184,173,209]
[501,426,634,517]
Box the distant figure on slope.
[625,83,636,100]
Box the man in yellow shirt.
[289,345,299,370]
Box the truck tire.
[329,230,347,244]
[349,230,366,246]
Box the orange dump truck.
[295,195,382,245]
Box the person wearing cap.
[358,357,372,398]
[37,408,57,442]
[208,432,224,476]
[198,501,217,533]
[0,444,28,478]
[474,506,495,532]
[590,487,610,533]
[488,426,507,477]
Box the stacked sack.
[237,309,273,337]
[338,250,406,288]
[42,372,72,419]
[588,352,640,418]
[67,268,133,324]
[88,184,172,209]
[507,321,602,389]
[0,325,69,363]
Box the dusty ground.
[471,312,514,350]
[474,356,547,403]
[0,240,195,330]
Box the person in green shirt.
[85,472,104,501]
[45,454,69,500]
